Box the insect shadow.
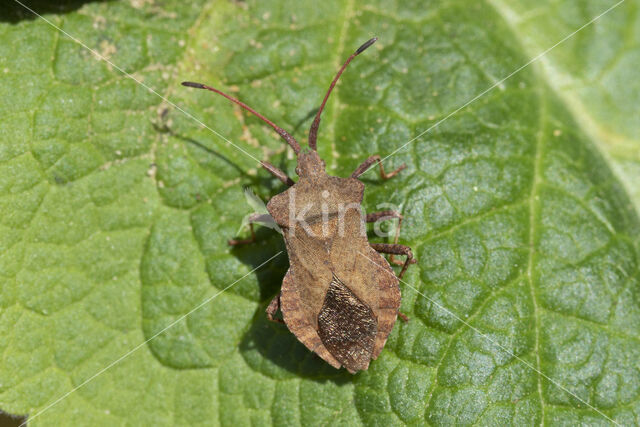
[0,0,113,23]
[0,409,27,427]
[238,302,354,383]
[153,117,292,195]
[291,107,319,136]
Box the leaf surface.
[1,0,639,425]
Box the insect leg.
[228,213,272,246]
[351,155,406,180]
[261,161,295,186]
[369,243,416,279]
[228,222,256,246]
[366,210,405,265]
[265,293,284,324]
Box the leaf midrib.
[485,1,638,424]
[487,0,640,215]
[528,79,546,425]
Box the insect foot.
[183,37,415,373]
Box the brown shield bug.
[183,37,415,373]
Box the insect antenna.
[181,81,301,154]
[308,37,377,151]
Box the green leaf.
[1,0,639,425]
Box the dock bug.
[183,37,415,373]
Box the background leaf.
[1,0,639,425]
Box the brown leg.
[228,223,256,246]
[398,312,409,322]
[261,161,294,186]
[370,243,416,279]
[351,155,406,180]
[366,210,404,265]
[266,293,284,323]
[228,213,274,246]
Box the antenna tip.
[355,37,378,54]
[182,81,206,89]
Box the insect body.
[183,37,415,373]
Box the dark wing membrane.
[317,275,377,372]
